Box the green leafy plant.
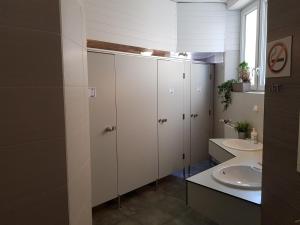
[239,61,249,71]
[235,121,251,133]
[217,79,237,111]
[238,61,250,83]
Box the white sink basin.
[223,139,263,151]
[212,165,262,189]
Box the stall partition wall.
[88,51,212,207]
[183,61,192,174]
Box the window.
[241,0,268,90]
[244,7,258,79]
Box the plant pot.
[232,82,251,92]
[238,132,247,139]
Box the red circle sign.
[268,42,288,73]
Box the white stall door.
[88,52,118,207]
[190,63,212,165]
[158,59,184,178]
[116,55,158,195]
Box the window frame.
[240,1,260,90]
[240,0,267,91]
[257,0,268,90]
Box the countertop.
[186,138,262,205]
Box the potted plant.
[217,79,237,111]
[234,121,251,139]
[232,61,251,92]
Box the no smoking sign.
[267,36,292,78]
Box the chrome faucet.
[219,119,236,128]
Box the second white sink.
[223,139,263,151]
[212,165,262,189]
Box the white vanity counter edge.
[186,138,262,205]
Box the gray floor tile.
[130,207,173,225]
[138,189,167,204]
[162,218,189,225]
[93,203,127,225]
[155,195,187,217]
[178,209,219,225]
[115,218,142,225]
[92,175,218,225]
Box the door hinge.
[182,114,185,120]
[209,109,212,116]
[182,153,185,160]
[183,73,186,79]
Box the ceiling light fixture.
[140,50,153,56]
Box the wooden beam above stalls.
[87,40,171,57]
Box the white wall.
[61,0,92,224]
[84,1,240,53]
[177,3,240,53]
[227,0,255,10]
[214,91,265,141]
[214,52,264,142]
[84,0,177,51]
[225,10,240,51]
[177,3,227,52]
[211,7,264,142]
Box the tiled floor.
[93,163,218,225]
[172,160,213,178]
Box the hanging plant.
[218,79,237,111]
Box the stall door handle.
[159,118,167,124]
[105,126,116,132]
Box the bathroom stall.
[88,51,213,207]
[157,59,185,178]
[88,52,118,206]
[190,63,213,165]
[115,55,158,196]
